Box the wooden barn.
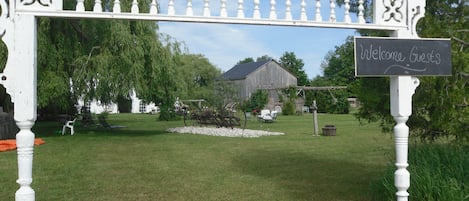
[220,59,298,110]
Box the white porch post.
[383,0,425,199]
[5,14,38,201]
[390,76,419,201]
[2,0,42,199]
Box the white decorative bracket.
[16,0,63,11]
[0,0,14,101]
[374,0,426,36]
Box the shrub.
[282,100,295,115]
[245,90,268,112]
[371,144,469,201]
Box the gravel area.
[167,126,284,138]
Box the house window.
[139,102,146,113]
[82,102,91,114]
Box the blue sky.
[158,1,359,79]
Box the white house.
[77,90,158,114]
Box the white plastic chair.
[62,118,76,135]
[258,109,274,123]
[271,111,279,120]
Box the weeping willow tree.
[0,0,185,120]
[37,20,181,119]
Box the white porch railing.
[0,1,426,201]
[10,0,422,31]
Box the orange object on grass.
[0,138,45,152]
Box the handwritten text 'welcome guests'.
[359,44,442,65]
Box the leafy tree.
[279,51,309,86]
[408,0,468,141]
[355,77,392,130]
[337,0,373,22]
[243,90,268,113]
[134,33,182,120]
[321,36,357,89]
[256,55,273,62]
[310,37,355,114]
[37,18,179,119]
[174,54,221,102]
[236,57,254,65]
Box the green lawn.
[0,113,393,201]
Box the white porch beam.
[14,10,405,31]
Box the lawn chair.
[271,111,279,120]
[62,118,77,135]
[258,109,274,123]
[98,115,127,129]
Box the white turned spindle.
[186,0,193,16]
[390,76,419,201]
[269,0,276,19]
[203,0,210,17]
[113,0,121,13]
[76,0,85,11]
[315,0,322,22]
[358,0,365,23]
[131,0,139,13]
[220,0,227,17]
[285,0,292,20]
[253,0,260,19]
[329,0,336,22]
[344,0,351,23]
[237,0,244,18]
[300,0,307,21]
[150,0,157,14]
[15,121,36,201]
[394,116,411,201]
[93,0,102,12]
[168,0,175,15]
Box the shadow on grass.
[32,121,171,138]
[80,128,170,137]
[232,149,381,201]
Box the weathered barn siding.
[236,60,297,99]
[229,79,247,98]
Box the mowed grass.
[0,113,394,201]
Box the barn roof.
[220,60,272,80]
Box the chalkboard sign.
[354,37,452,76]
